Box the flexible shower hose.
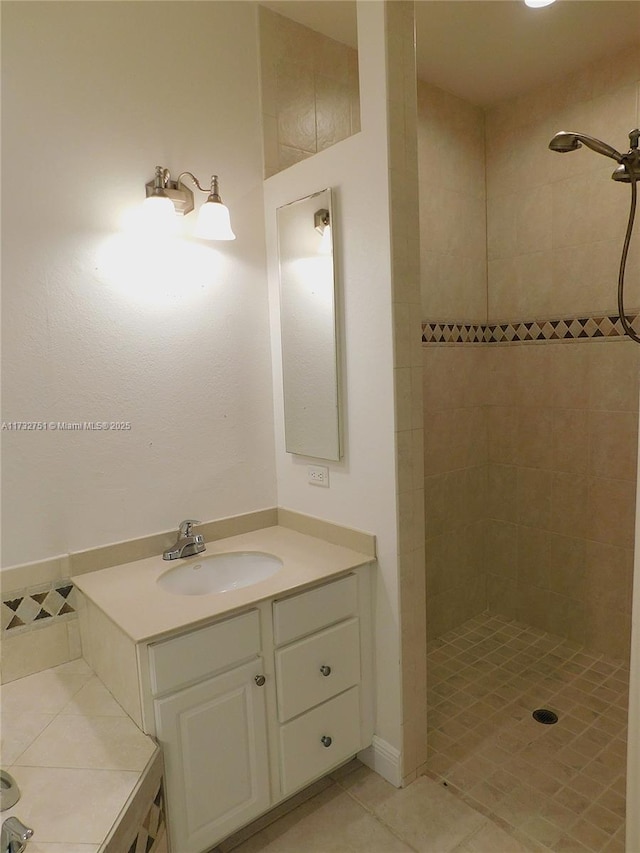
[618,176,639,343]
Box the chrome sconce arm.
[144,166,235,240]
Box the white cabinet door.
[155,659,270,853]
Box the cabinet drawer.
[149,610,260,696]
[279,687,361,795]
[273,574,357,646]
[276,618,360,722]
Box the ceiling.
[259,1,640,106]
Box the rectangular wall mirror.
[277,188,342,461]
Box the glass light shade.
[195,200,236,241]
[141,194,178,237]
[524,0,556,7]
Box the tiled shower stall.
[421,39,639,853]
[420,43,640,661]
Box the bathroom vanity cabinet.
[148,571,371,853]
[149,610,271,852]
[80,566,373,853]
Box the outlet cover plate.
[307,465,329,487]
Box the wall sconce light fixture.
[314,208,332,255]
[144,166,236,240]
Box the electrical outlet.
[307,465,329,487]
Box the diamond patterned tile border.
[422,314,640,344]
[127,783,165,853]
[2,579,76,634]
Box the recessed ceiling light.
[524,0,557,7]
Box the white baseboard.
[357,736,402,788]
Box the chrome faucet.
[163,519,206,560]
[1,817,33,853]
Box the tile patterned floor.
[425,613,629,853]
[222,760,535,852]
[218,612,629,853]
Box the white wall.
[1,1,276,566]
[263,2,403,758]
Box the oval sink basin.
[157,551,283,596]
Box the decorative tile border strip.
[1,580,76,633]
[128,782,165,853]
[422,313,640,344]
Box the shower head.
[548,131,624,163]
[549,132,582,153]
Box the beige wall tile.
[588,341,640,412]
[488,407,518,465]
[513,344,554,409]
[278,145,312,171]
[516,185,553,256]
[551,472,589,539]
[80,597,143,728]
[486,573,518,620]
[588,410,639,481]
[276,64,316,152]
[426,338,637,658]
[583,602,631,661]
[67,618,82,661]
[258,8,360,177]
[516,583,551,635]
[516,467,552,529]
[316,75,351,151]
[417,78,486,323]
[584,540,634,615]
[487,464,518,522]
[516,525,550,590]
[1,622,71,684]
[587,476,636,548]
[553,409,589,474]
[424,408,487,476]
[262,114,279,179]
[485,48,639,320]
[485,345,518,406]
[487,193,518,261]
[485,520,517,578]
[516,407,554,470]
[397,429,415,494]
[1,555,67,593]
[423,346,486,411]
[546,533,586,598]
[424,469,483,539]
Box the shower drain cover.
[533,708,558,725]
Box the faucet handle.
[178,519,201,536]
[2,816,34,852]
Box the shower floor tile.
[426,613,629,853]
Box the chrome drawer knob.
[254,675,266,687]
[320,735,332,748]
[320,665,332,677]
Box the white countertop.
[73,525,372,643]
